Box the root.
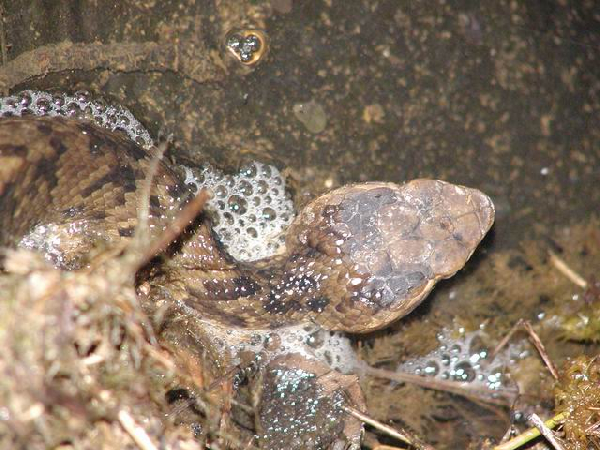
[0,39,224,93]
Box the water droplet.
[224,175,235,188]
[261,164,272,178]
[66,102,80,116]
[452,361,476,382]
[4,96,17,108]
[92,97,106,108]
[228,195,248,214]
[75,90,90,103]
[424,361,439,376]
[238,179,254,195]
[262,207,276,221]
[257,179,268,194]
[105,112,117,126]
[214,184,227,197]
[119,115,130,126]
[469,336,488,359]
[240,162,257,178]
[83,105,95,119]
[35,98,50,114]
[19,92,31,106]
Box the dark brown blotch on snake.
[0,116,494,333]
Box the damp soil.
[1,1,599,449]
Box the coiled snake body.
[1,115,495,449]
[0,116,494,334]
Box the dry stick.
[207,365,240,391]
[243,436,256,450]
[0,6,7,69]
[0,40,222,93]
[493,412,567,450]
[344,406,436,450]
[217,380,235,449]
[529,413,566,450]
[549,252,587,288]
[0,41,174,91]
[492,319,559,380]
[373,446,407,450]
[135,140,169,250]
[118,409,158,450]
[521,320,559,380]
[130,135,210,271]
[135,189,211,271]
[142,344,177,372]
[586,417,600,436]
[360,364,517,406]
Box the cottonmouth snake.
[0,116,494,333]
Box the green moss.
[555,356,600,449]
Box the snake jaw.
[286,180,495,333]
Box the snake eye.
[225,29,269,66]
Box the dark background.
[3,0,599,252]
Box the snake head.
[285,179,495,332]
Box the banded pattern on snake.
[0,116,494,333]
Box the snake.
[0,116,494,334]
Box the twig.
[0,39,222,93]
[493,412,566,450]
[521,320,559,380]
[493,319,558,380]
[243,436,256,449]
[529,413,566,450]
[135,189,211,270]
[549,252,587,288]
[492,320,522,359]
[0,5,7,68]
[373,446,408,450]
[360,364,517,406]
[207,365,240,391]
[344,406,436,450]
[142,344,177,372]
[135,139,169,248]
[586,418,600,436]
[118,409,158,450]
